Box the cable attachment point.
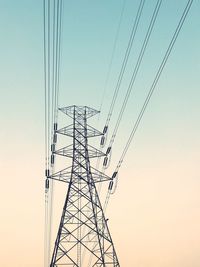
[53,133,57,143]
[103,148,112,169]
[108,181,114,191]
[100,126,108,148]
[112,171,118,179]
[103,125,108,134]
[111,171,119,195]
[45,169,50,177]
[54,123,58,131]
[100,135,105,147]
[103,146,112,168]
[51,144,55,152]
[51,154,55,165]
[45,178,49,190]
[106,146,112,155]
[45,178,49,189]
[103,156,108,167]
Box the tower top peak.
[59,105,100,119]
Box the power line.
[102,0,194,214]
[43,0,50,265]
[55,0,63,123]
[47,0,51,169]
[98,0,146,175]
[43,2,48,266]
[43,1,64,267]
[101,0,146,137]
[101,0,195,214]
[43,0,48,171]
[106,0,162,155]
[98,0,127,113]
[94,0,127,191]
[114,0,194,174]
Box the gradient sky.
[0,1,200,266]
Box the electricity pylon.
[48,105,120,267]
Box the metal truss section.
[49,166,112,184]
[59,105,99,119]
[54,144,105,159]
[49,166,72,183]
[57,123,103,138]
[89,167,112,183]
[50,106,120,267]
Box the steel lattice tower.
[48,105,120,267]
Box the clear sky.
[0,0,200,266]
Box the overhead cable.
[101,0,146,137]
[106,0,162,153]
[43,0,48,171]
[114,0,194,174]
[103,0,194,215]
[95,0,127,187]
[98,0,127,113]
[43,1,64,267]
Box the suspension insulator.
[53,133,57,143]
[45,169,50,177]
[45,179,49,189]
[108,181,113,190]
[51,154,55,164]
[103,125,108,134]
[112,171,118,179]
[54,123,58,131]
[51,144,55,152]
[106,146,111,155]
[103,156,108,167]
[100,136,105,146]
